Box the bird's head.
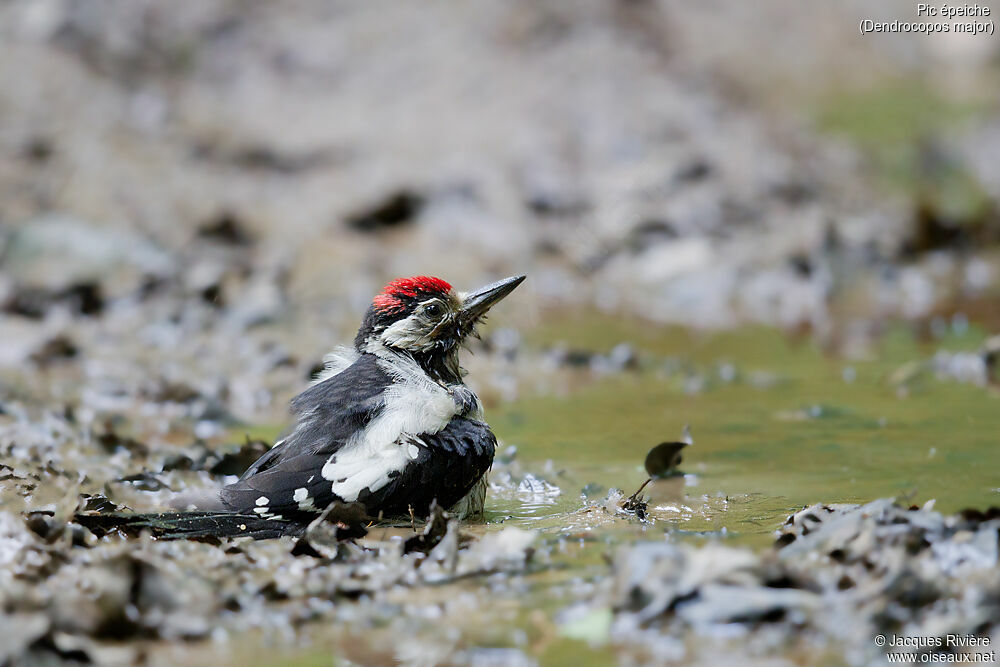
[355,274,525,379]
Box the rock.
[192,143,335,174]
[225,273,287,328]
[29,335,79,366]
[2,281,104,319]
[607,499,1000,653]
[4,215,174,296]
[0,613,50,664]
[196,213,255,246]
[345,190,424,232]
[207,438,271,476]
[676,584,819,626]
[457,527,536,575]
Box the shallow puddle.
[488,314,1000,546]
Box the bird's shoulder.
[292,352,390,416]
[235,354,390,482]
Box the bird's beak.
[460,275,526,324]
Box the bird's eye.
[424,303,442,317]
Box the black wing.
[355,417,497,518]
[219,353,390,518]
[221,416,496,522]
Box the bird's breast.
[370,376,459,445]
[319,355,483,503]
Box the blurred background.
[3,2,1000,663]
[3,0,1000,374]
[2,0,1000,473]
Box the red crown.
[372,276,452,312]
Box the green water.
[485,315,1000,543]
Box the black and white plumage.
[134,274,526,537]
[216,352,497,521]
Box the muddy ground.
[2,1,1000,665]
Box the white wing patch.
[321,351,460,502]
[250,494,284,520]
[293,487,317,512]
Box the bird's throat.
[410,347,463,385]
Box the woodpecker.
[126,274,525,537]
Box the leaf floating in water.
[403,500,451,555]
[78,494,121,514]
[644,441,687,477]
[117,472,173,492]
[620,485,649,520]
[643,425,693,477]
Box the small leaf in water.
[644,441,687,477]
[620,490,649,520]
[403,500,451,555]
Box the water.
[485,314,1000,545]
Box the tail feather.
[74,511,304,540]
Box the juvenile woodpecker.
[173,274,525,525]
